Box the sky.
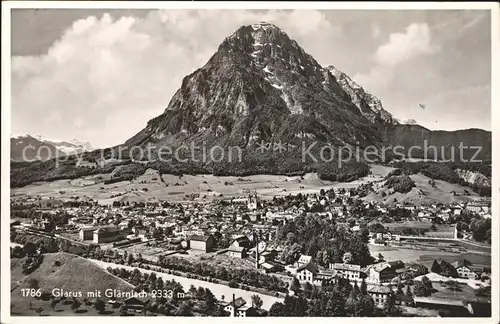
[10,9,492,148]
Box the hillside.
[11,135,94,162]
[11,135,64,162]
[11,252,134,315]
[382,124,491,161]
[362,173,481,205]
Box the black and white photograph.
[1,1,498,321]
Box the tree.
[342,252,353,264]
[11,246,25,258]
[355,295,375,317]
[346,282,361,315]
[377,253,385,263]
[405,285,413,298]
[324,293,346,316]
[175,301,194,316]
[289,277,301,294]
[321,250,331,266]
[50,298,60,311]
[421,276,433,290]
[71,298,82,313]
[127,253,134,265]
[23,242,37,256]
[471,219,491,243]
[396,281,404,295]
[28,278,39,290]
[384,293,396,314]
[360,278,368,295]
[251,295,263,309]
[413,282,427,297]
[203,289,217,315]
[94,298,106,314]
[303,282,313,298]
[269,302,286,316]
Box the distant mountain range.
[11,135,93,161]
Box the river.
[90,259,283,310]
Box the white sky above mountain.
[11,9,491,148]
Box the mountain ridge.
[11,135,94,161]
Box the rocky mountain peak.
[324,65,397,125]
[126,23,390,151]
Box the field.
[118,242,179,262]
[369,244,491,269]
[362,173,480,205]
[369,245,462,264]
[11,252,134,316]
[385,221,433,230]
[384,221,455,239]
[11,164,396,204]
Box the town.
[10,178,492,317]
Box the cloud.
[375,23,439,67]
[371,24,381,39]
[354,23,439,92]
[12,9,340,148]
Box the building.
[453,259,479,279]
[189,234,214,252]
[93,227,124,243]
[227,244,246,258]
[79,227,96,241]
[224,296,250,317]
[329,263,364,281]
[76,159,97,168]
[296,261,318,285]
[121,297,148,315]
[367,285,393,309]
[466,201,490,213]
[394,293,414,307]
[296,254,312,267]
[247,193,261,211]
[366,261,404,284]
[232,235,252,249]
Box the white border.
[1,2,499,324]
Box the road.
[89,259,282,310]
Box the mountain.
[325,65,397,125]
[10,135,64,162]
[382,125,492,161]
[126,22,394,157]
[44,138,93,155]
[11,135,93,162]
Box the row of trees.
[269,277,400,317]
[154,255,288,293]
[107,266,228,316]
